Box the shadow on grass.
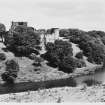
[0,77,77,95]
[2,48,9,52]
[46,62,58,68]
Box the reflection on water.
[0,77,77,94]
[74,68,105,85]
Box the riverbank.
[69,64,103,78]
[0,84,105,102]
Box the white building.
[45,28,60,43]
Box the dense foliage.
[0,23,6,33]
[1,59,19,83]
[44,40,73,67]
[75,51,83,59]
[59,29,105,64]
[42,40,86,73]
[0,53,6,61]
[4,26,40,56]
[59,56,86,73]
[0,23,6,42]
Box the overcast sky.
[0,0,105,31]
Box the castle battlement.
[9,21,29,34]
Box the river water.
[73,68,105,86]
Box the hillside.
[0,27,104,102]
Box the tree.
[45,42,55,52]
[45,40,73,61]
[1,59,19,84]
[0,23,6,42]
[42,40,76,71]
[58,56,77,73]
[68,29,105,64]
[75,51,83,59]
[59,29,69,37]
[4,26,40,56]
[0,53,6,61]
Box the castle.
[45,28,60,43]
[40,28,60,54]
[9,21,34,34]
[10,21,27,32]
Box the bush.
[15,46,40,56]
[1,72,15,84]
[59,29,69,37]
[32,56,42,67]
[58,56,86,73]
[75,52,83,59]
[76,59,86,68]
[29,53,37,60]
[0,53,6,61]
[5,59,19,72]
[58,56,77,73]
[1,59,19,83]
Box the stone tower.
[9,21,28,34]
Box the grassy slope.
[0,42,68,83]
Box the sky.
[0,0,105,31]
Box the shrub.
[32,56,42,67]
[58,56,77,73]
[76,59,86,68]
[75,51,83,59]
[0,53,6,61]
[1,59,19,83]
[59,29,69,37]
[58,56,86,73]
[0,23,6,32]
[29,53,37,60]
[1,72,15,84]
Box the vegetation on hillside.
[4,26,40,57]
[0,23,6,42]
[42,40,86,73]
[1,23,105,75]
[75,51,83,59]
[1,59,19,83]
[0,53,6,61]
[59,29,105,64]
